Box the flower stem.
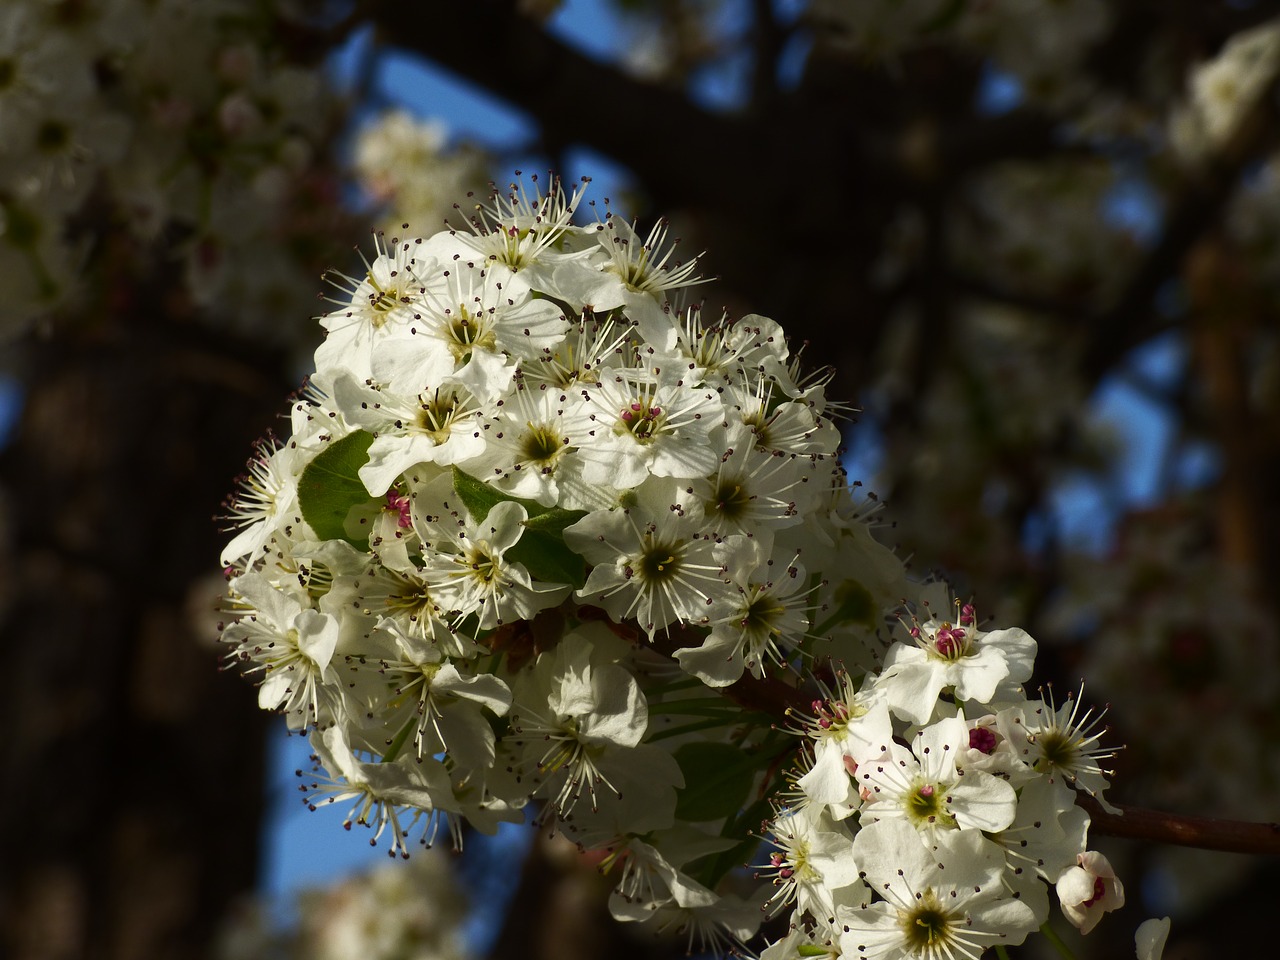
[1081,796,1280,855]
[1039,921,1077,960]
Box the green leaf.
[451,466,528,522]
[672,741,760,823]
[297,430,380,546]
[683,795,774,890]
[815,579,876,634]
[521,506,588,534]
[509,529,587,589]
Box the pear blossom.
[560,212,707,351]
[1000,685,1120,813]
[1056,850,1124,934]
[222,572,339,730]
[304,726,458,857]
[416,498,571,629]
[218,434,310,566]
[364,618,512,767]
[565,488,727,638]
[673,536,813,685]
[856,714,1018,836]
[760,803,869,926]
[573,370,726,489]
[878,595,1036,724]
[840,820,1039,960]
[792,672,893,813]
[506,631,677,820]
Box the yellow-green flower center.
[900,891,956,951]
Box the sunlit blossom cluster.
[219,176,1142,957]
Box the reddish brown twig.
[1080,796,1280,856]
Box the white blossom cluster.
[219,176,1137,957]
[0,0,331,336]
[218,850,472,960]
[353,110,491,235]
[1169,19,1280,164]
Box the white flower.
[856,715,1018,836]
[792,674,892,813]
[877,596,1036,724]
[366,618,512,768]
[761,803,868,926]
[218,434,308,567]
[222,573,339,730]
[369,261,566,404]
[517,309,633,391]
[684,422,814,544]
[988,774,1089,925]
[316,233,431,380]
[574,369,725,489]
[1000,684,1120,812]
[840,820,1039,960]
[305,726,458,858]
[417,498,571,629]
[462,376,596,507]
[455,173,599,288]
[724,375,842,455]
[565,490,727,638]
[673,536,812,685]
[333,375,488,496]
[1055,850,1124,934]
[507,630,672,819]
[607,837,719,921]
[560,213,707,351]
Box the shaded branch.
[1082,796,1280,856]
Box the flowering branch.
[216,176,1227,959]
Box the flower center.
[742,409,774,447]
[969,726,998,755]
[365,275,405,326]
[638,545,682,582]
[415,389,462,442]
[931,622,968,660]
[1034,728,1079,772]
[385,574,434,620]
[1082,876,1108,907]
[900,892,955,951]
[618,400,663,440]
[711,478,752,521]
[519,423,566,468]
[743,593,785,634]
[462,544,500,584]
[384,489,413,528]
[905,782,954,827]
[497,226,534,269]
[445,304,496,361]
